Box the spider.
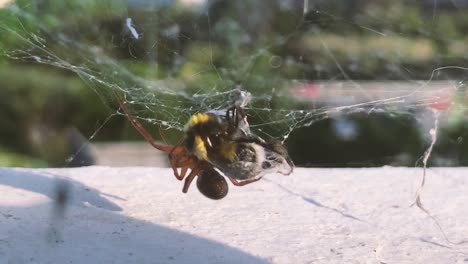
[115,93,264,200]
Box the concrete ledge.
[0,167,467,263]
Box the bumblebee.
[184,106,294,182]
[115,92,293,200]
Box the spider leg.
[182,168,201,193]
[228,177,262,186]
[159,126,185,153]
[115,92,185,154]
[169,136,185,157]
[158,126,171,145]
[167,153,193,180]
[179,166,190,179]
[157,126,193,180]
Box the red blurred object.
[290,83,320,98]
[426,93,454,111]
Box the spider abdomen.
[196,167,228,200]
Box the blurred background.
[0,0,467,168]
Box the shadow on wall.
[0,168,121,211]
[0,168,267,264]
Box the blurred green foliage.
[0,149,46,167]
[0,0,467,166]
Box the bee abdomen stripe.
[185,113,211,130]
[194,135,208,160]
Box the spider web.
[2,0,468,249]
[0,0,467,158]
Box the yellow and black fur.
[183,111,293,181]
[115,89,292,200]
[184,112,238,162]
